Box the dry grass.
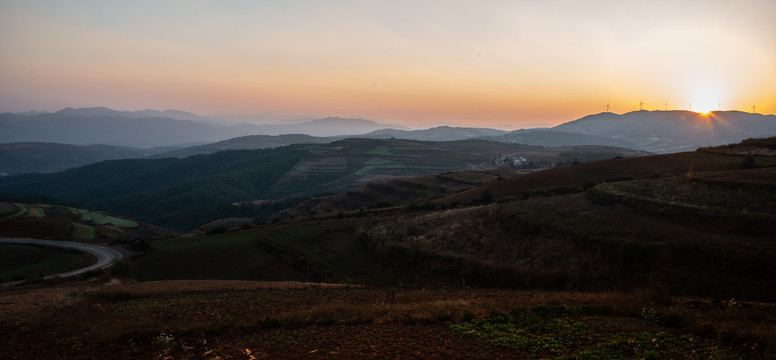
[2,280,773,359]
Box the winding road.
[0,238,123,287]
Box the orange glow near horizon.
[1,1,775,127]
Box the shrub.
[742,155,757,169]
[106,260,135,280]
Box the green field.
[90,212,109,225]
[27,207,45,218]
[77,209,92,222]
[355,163,408,176]
[363,146,391,156]
[72,223,96,241]
[11,203,27,217]
[67,208,137,227]
[0,244,95,282]
[105,215,138,228]
[364,157,399,166]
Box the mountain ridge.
[0,107,407,147]
[553,110,776,153]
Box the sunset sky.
[1,0,774,128]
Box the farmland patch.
[77,209,92,222]
[72,223,95,241]
[364,146,391,156]
[27,207,45,218]
[11,203,27,217]
[105,216,138,228]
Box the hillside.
[151,134,337,158]
[0,139,644,229]
[553,110,776,153]
[0,142,162,173]
[358,126,508,141]
[1,138,775,359]
[0,202,166,244]
[124,139,776,302]
[489,128,639,148]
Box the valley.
[1,111,775,358]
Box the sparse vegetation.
[1,283,772,359]
[0,244,94,282]
[1,137,775,358]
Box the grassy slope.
[0,202,162,242]
[0,244,94,282]
[133,230,310,282]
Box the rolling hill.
[2,138,775,359]
[357,126,508,141]
[151,134,337,158]
[0,142,163,173]
[0,138,645,229]
[130,138,776,301]
[488,128,639,148]
[553,110,776,153]
[0,202,168,243]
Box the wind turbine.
[718,102,722,111]
[639,100,644,111]
[688,103,692,111]
[664,101,668,111]
[753,104,757,114]
[605,102,610,112]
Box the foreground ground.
[1,280,773,359]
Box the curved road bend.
[0,238,124,286]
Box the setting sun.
[689,86,724,114]
[694,101,718,114]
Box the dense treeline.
[0,145,318,229]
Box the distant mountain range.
[356,126,509,141]
[2,107,775,173]
[0,107,406,147]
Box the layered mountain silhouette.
[0,108,405,147]
[0,142,162,173]
[553,110,776,153]
[2,107,775,172]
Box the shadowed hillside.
[123,138,776,302]
[0,138,644,229]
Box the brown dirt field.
[2,280,774,359]
[0,218,69,239]
[0,280,347,322]
[0,202,18,217]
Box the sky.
[1,0,774,128]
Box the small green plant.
[156,332,174,349]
